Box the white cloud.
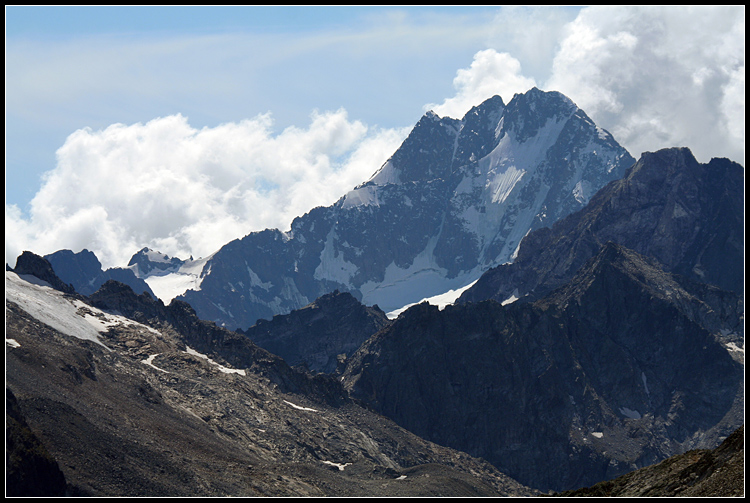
[429,6,744,163]
[426,49,537,119]
[544,5,745,163]
[5,111,408,269]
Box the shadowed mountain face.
[170,88,633,330]
[6,262,533,497]
[341,242,743,492]
[459,147,744,307]
[45,248,156,297]
[238,290,391,374]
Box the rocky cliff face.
[238,290,391,374]
[459,147,744,306]
[174,88,634,330]
[6,263,533,497]
[341,242,744,492]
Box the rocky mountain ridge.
[6,263,534,497]
[237,290,391,374]
[45,248,155,297]
[341,241,744,492]
[459,147,744,307]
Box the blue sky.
[5,6,745,268]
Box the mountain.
[459,147,744,306]
[11,250,76,294]
[340,242,744,492]
[5,262,533,497]
[45,248,156,297]
[554,425,744,497]
[171,87,634,330]
[238,290,391,374]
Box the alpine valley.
[6,87,744,496]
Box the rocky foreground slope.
[5,263,533,497]
[551,425,744,497]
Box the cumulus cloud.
[5,111,408,269]
[425,49,537,119]
[428,6,743,164]
[545,5,744,163]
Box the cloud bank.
[6,6,744,272]
[6,112,407,269]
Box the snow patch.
[184,346,246,375]
[142,254,214,303]
[7,271,110,350]
[501,289,520,306]
[144,249,173,263]
[246,264,273,291]
[591,432,604,439]
[361,236,484,313]
[619,407,642,419]
[573,179,592,204]
[369,160,400,186]
[341,184,380,209]
[489,164,526,205]
[313,229,359,288]
[386,279,479,319]
[141,354,170,373]
[283,400,318,412]
[641,372,650,395]
[6,339,21,348]
[321,461,351,471]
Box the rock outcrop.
[12,251,76,294]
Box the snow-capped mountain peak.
[170,88,634,330]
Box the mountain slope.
[5,266,533,497]
[554,425,744,497]
[459,147,744,307]
[341,242,743,492]
[173,88,634,330]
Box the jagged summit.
[127,247,186,277]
